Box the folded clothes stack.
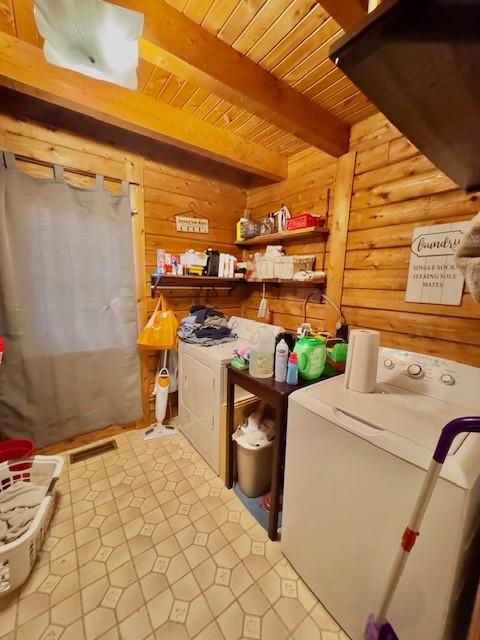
[0,481,45,545]
[178,305,237,347]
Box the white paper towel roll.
[345,329,380,393]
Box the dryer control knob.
[440,373,455,385]
[384,358,394,369]
[407,363,423,377]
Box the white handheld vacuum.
[144,352,177,441]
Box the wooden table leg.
[226,374,235,489]
[268,398,287,540]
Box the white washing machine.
[178,317,283,473]
[282,348,480,640]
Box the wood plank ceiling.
[0,0,378,159]
[137,0,377,155]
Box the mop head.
[365,615,398,640]
[144,423,177,441]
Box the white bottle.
[274,339,289,382]
[250,326,275,378]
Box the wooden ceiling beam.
[0,32,288,182]
[315,0,368,31]
[108,0,350,157]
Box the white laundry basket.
[0,455,64,595]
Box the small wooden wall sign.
[175,215,209,234]
[405,221,468,305]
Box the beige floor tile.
[192,620,224,640]
[134,547,157,579]
[310,602,341,632]
[117,582,145,621]
[0,593,17,636]
[217,601,244,640]
[79,560,107,589]
[101,586,122,608]
[239,584,270,616]
[243,554,271,580]
[193,557,216,591]
[14,611,49,640]
[81,576,110,614]
[230,563,254,598]
[108,560,137,588]
[17,592,50,625]
[166,553,191,583]
[274,597,308,632]
[171,573,200,602]
[292,615,323,640]
[50,592,82,625]
[184,545,210,570]
[258,569,282,604]
[49,569,81,606]
[184,593,213,638]
[204,583,235,617]
[154,621,189,640]
[119,606,153,640]
[39,624,64,640]
[105,542,131,572]
[140,572,169,602]
[262,608,290,640]
[146,588,174,630]
[62,618,86,640]
[84,606,116,640]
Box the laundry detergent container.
[235,439,274,498]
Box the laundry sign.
[405,221,468,305]
[175,215,209,234]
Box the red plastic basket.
[0,439,36,472]
[287,214,325,231]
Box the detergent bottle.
[294,335,327,380]
[250,326,275,378]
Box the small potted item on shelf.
[286,212,325,231]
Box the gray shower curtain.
[0,152,142,447]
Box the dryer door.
[181,351,215,431]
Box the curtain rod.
[6,152,140,186]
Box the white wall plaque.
[405,221,468,305]
[175,215,209,234]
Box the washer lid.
[182,338,247,365]
[296,375,469,453]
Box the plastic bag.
[137,295,178,350]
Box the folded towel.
[0,481,45,513]
[0,481,45,545]
[456,212,480,302]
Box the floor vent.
[69,439,117,464]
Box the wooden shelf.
[150,274,244,296]
[234,226,328,246]
[150,274,325,296]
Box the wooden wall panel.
[142,158,247,420]
[344,113,480,365]
[244,148,338,331]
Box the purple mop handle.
[433,416,480,464]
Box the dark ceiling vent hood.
[330,0,480,192]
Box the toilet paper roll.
[344,329,380,393]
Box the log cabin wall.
[142,160,246,420]
[343,113,480,366]
[243,148,338,331]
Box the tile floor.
[0,430,348,640]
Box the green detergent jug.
[294,335,327,380]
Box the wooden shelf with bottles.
[234,226,328,247]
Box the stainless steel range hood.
[330,0,480,192]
